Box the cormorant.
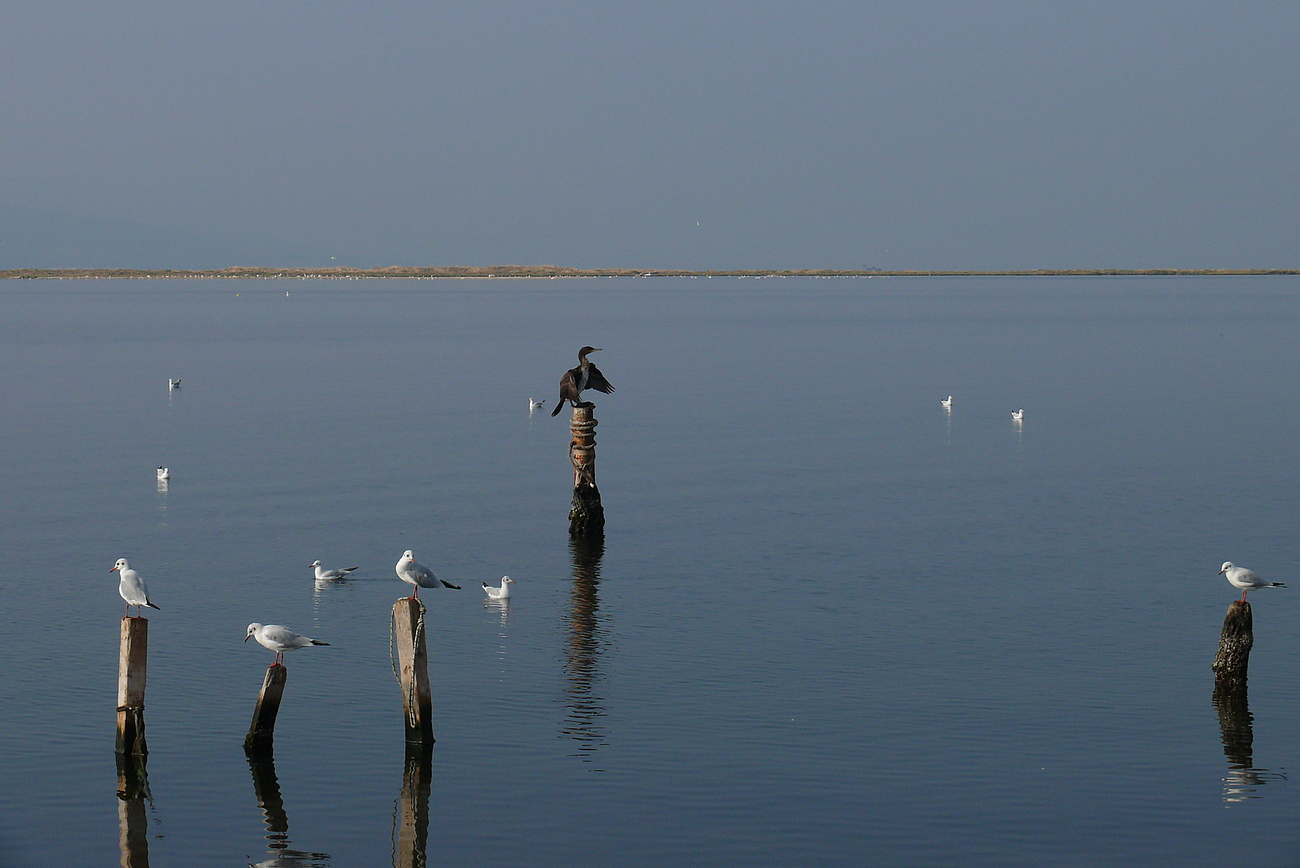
[551,346,614,416]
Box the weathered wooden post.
[394,598,434,743]
[1212,600,1252,689]
[395,742,434,868]
[116,617,149,756]
[244,664,288,751]
[568,402,605,538]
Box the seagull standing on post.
[111,558,161,617]
[551,346,614,416]
[1220,561,1287,602]
[396,549,462,598]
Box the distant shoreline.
[1,266,1297,280]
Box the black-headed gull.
[1219,561,1287,602]
[528,398,546,412]
[396,549,462,598]
[1011,409,1024,422]
[168,379,181,391]
[310,560,359,581]
[941,395,953,409]
[482,576,516,600]
[157,466,170,481]
[111,558,160,616]
[245,623,330,665]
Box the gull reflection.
[1212,683,1286,803]
[392,743,434,868]
[246,747,330,868]
[561,538,609,766]
[116,753,152,868]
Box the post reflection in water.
[116,753,151,868]
[1212,684,1286,803]
[246,748,330,868]
[561,538,610,766]
[392,743,434,868]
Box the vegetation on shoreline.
[1,266,1296,280]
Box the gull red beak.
[244,634,251,642]
[110,566,119,572]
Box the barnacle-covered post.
[1213,600,1252,689]
[568,403,605,538]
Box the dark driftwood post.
[116,617,149,756]
[396,743,434,868]
[568,403,605,538]
[245,664,288,751]
[394,598,434,743]
[1213,600,1253,689]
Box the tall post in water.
[569,402,605,539]
[1213,600,1253,689]
[396,743,434,868]
[394,597,434,744]
[245,664,288,752]
[116,617,149,756]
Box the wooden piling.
[394,598,434,744]
[116,616,149,756]
[1213,600,1253,689]
[115,750,151,867]
[244,664,288,751]
[568,402,605,539]
[396,743,434,868]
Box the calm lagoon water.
[1,275,1299,866]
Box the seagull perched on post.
[1219,561,1287,602]
[310,560,358,581]
[551,346,614,416]
[396,549,462,598]
[245,623,329,666]
[111,558,161,617]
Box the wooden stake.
[395,743,434,868]
[244,664,288,751]
[116,616,149,756]
[568,402,605,539]
[117,790,151,868]
[394,598,434,744]
[1213,600,1253,689]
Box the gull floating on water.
[528,398,545,411]
[245,623,330,665]
[310,560,359,581]
[1011,409,1024,422]
[396,549,462,598]
[482,576,516,600]
[168,379,181,391]
[941,395,953,409]
[1219,562,1287,602]
[111,558,160,617]
[157,466,170,481]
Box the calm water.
[1,276,1298,867]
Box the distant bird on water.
[111,558,160,617]
[168,378,181,391]
[482,576,516,600]
[310,560,359,581]
[396,549,462,598]
[157,466,170,481]
[1219,561,1287,602]
[941,395,953,409]
[245,623,329,665]
[1011,409,1024,422]
[551,346,614,416]
[529,398,546,412]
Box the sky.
[0,1,1296,270]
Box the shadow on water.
[1211,683,1286,803]
[116,752,151,868]
[246,747,330,868]
[392,743,434,868]
[561,537,610,767]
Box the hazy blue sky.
[1,2,1296,269]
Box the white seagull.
[941,395,953,409]
[1011,409,1024,422]
[482,576,516,600]
[528,398,546,412]
[1219,562,1287,602]
[111,558,160,617]
[168,378,181,391]
[245,623,330,665]
[396,549,462,598]
[157,466,170,481]
[310,560,359,581]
